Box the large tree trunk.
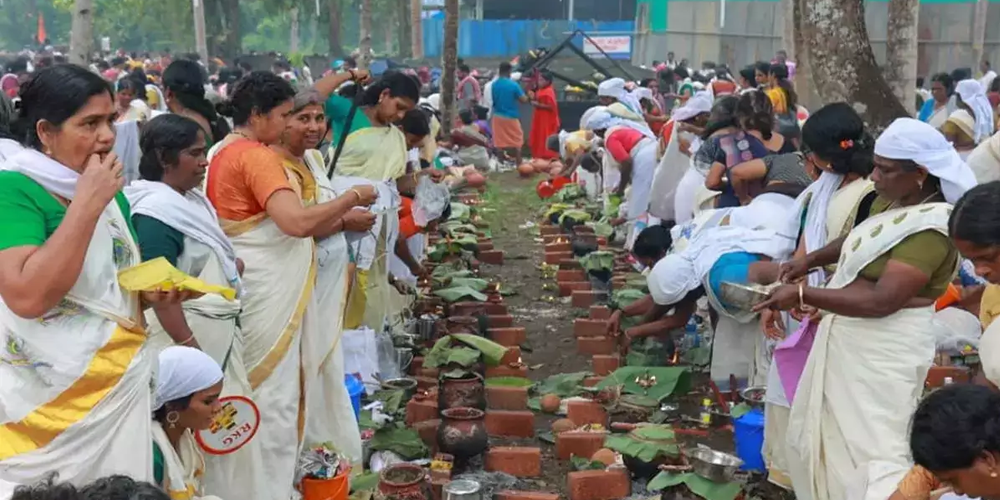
[411,0,423,59]
[791,0,822,111]
[439,0,459,137]
[327,0,344,56]
[193,0,210,63]
[795,0,907,130]
[68,0,94,66]
[290,6,300,53]
[396,0,411,58]
[885,0,919,115]
[359,0,372,69]
[220,0,241,60]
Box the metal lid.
[444,479,481,495]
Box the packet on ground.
[118,257,237,300]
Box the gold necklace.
[888,190,940,211]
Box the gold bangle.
[350,188,362,201]
[178,334,195,346]
[798,283,805,310]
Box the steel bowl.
[719,281,779,311]
[686,447,743,483]
[740,386,767,410]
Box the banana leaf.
[596,366,692,401]
[423,336,454,368]
[586,220,614,238]
[431,270,475,287]
[369,426,428,459]
[450,333,507,366]
[625,336,671,367]
[431,261,466,278]
[486,377,535,388]
[730,403,752,419]
[532,372,589,397]
[610,288,647,310]
[433,285,488,303]
[604,425,680,462]
[559,209,593,225]
[646,472,741,500]
[370,389,404,413]
[449,203,472,222]
[446,346,481,367]
[448,277,490,291]
[544,203,575,220]
[350,472,380,493]
[554,184,585,202]
[570,455,608,471]
[441,221,478,236]
[579,251,615,274]
[681,346,711,367]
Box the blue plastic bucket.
[344,374,364,421]
[733,407,766,472]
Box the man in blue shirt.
[490,62,529,166]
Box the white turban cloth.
[580,106,604,131]
[154,346,224,411]
[598,77,644,117]
[632,87,659,111]
[874,118,978,204]
[672,90,713,122]
[955,79,995,143]
[583,106,657,139]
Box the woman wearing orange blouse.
[205,71,376,500]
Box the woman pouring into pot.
[755,118,977,500]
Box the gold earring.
[166,411,180,429]
[992,471,998,478]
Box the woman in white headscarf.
[598,77,648,126]
[954,79,996,144]
[152,346,225,500]
[585,107,659,249]
[649,90,713,223]
[758,118,977,500]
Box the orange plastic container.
[935,283,961,311]
[301,472,350,500]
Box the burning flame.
[671,351,679,364]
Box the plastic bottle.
[699,398,713,428]
[944,377,954,385]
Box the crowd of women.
[548,64,1000,500]
[0,58,453,500]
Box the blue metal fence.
[422,19,635,59]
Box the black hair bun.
[216,101,235,118]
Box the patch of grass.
[479,172,545,234]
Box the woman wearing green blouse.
[125,114,267,500]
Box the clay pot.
[436,407,489,464]
[439,372,486,411]
[571,233,599,257]
[375,463,430,500]
[517,163,535,177]
[449,302,488,318]
[465,171,486,188]
[444,316,480,336]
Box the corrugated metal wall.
[422,19,635,59]
[632,0,1000,77]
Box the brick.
[485,303,509,315]
[415,376,438,392]
[556,431,608,460]
[545,251,573,264]
[485,447,542,477]
[497,491,560,500]
[597,237,608,246]
[486,365,529,379]
[405,397,439,425]
[485,410,535,438]
[567,400,608,426]
[926,366,971,388]
[546,242,572,253]
[478,242,495,252]
[568,469,630,500]
[592,355,620,376]
[487,385,529,410]
[559,281,592,297]
[573,226,595,234]
[409,356,425,376]
[540,226,563,236]
[420,367,440,379]
[572,290,600,308]
[489,327,526,347]
[589,306,612,320]
[577,336,616,356]
[574,319,610,338]
[412,419,441,449]
[479,250,505,265]
[500,346,522,365]
[557,269,587,282]
[583,376,605,388]
[560,259,583,270]
[488,315,514,329]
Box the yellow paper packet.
[118,257,237,301]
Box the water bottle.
[684,317,700,349]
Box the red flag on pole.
[37,12,47,45]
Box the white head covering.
[425,94,441,112]
[632,87,659,111]
[955,79,995,143]
[873,118,978,204]
[154,346,224,411]
[947,109,977,140]
[671,90,713,122]
[598,77,644,116]
[580,106,605,131]
[584,107,656,139]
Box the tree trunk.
[791,0,821,111]
[290,6,300,53]
[193,0,210,63]
[220,0,241,60]
[795,0,907,130]
[359,0,372,69]
[327,0,344,56]
[440,0,459,137]
[396,0,411,58]
[384,12,393,54]
[411,0,423,59]
[68,0,94,66]
[885,0,919,115]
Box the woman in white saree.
[270,91,374,468]
[152,346,224,500]
[758,118,978,500]
[0,64,189,496]
[125,114,267,500]
[206,72,376,500]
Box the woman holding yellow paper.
[270,91,374,468]
[0,65,188,496]
[206,72,376,500]
[126,114,269,500]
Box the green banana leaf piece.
[449,203,472,222]
[370,389,404,414]
[579,251,615,274]
[596,366,692,401]
[350,472,379,493]
[431,261,466,278]
[646,472,741,500]
[369,426,428,460]
[433,285,488,303]
[533,372,589,397]
[604,425,680,462]
[423,336,454,368]
[450,333,507,366]
[570,455,608,471]
[486,377,535,388]
[611,288,647,310]
[445,346,481,367]
[448,277,490,291]
[586,220,614,238]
